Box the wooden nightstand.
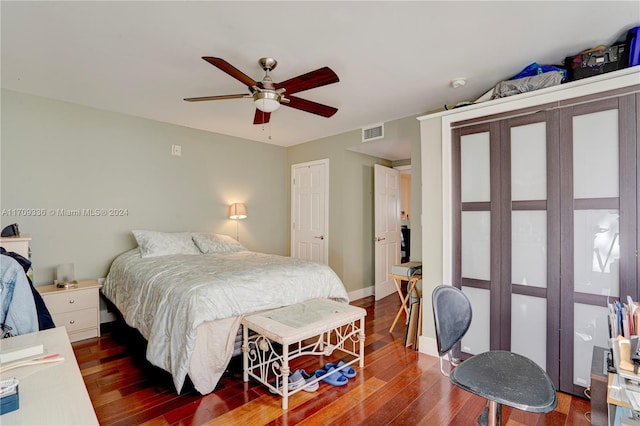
[37,280,102,343]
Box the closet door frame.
[450,91,638,396]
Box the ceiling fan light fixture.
[253,91,281,113]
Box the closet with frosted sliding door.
[450,89,639,397]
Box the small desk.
[242,299,366,409]
[0,327,98,425]
[388,273,422,333]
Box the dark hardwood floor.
[73,294,592,425]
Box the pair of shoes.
[269,369,318,393]
[323,360,357,379]
[314,366,348,386]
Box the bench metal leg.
[281,345,290,410]
[242,325,248,382]
[359,317,366,368]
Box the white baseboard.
[349,285,374,301]
[419,335,438,357]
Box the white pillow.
[132,230,201,258]
[192,233,247,254]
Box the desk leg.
[389,279,419,333]
[395,278,410,316]
[402,279,418,325]
[389,279,410,333]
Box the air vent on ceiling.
[362,123,384,142]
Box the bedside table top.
[37,279,102,295]
[0,234,31,242]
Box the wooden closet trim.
[637,93,640,302]
[546,108,562,388]
[461,202,491,211]
[619,93,638,300]
[490,120,504,350]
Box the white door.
[374,164,401,300]
[291,159,329,263]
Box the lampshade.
[228,203,247,220]
[253,91,281,113]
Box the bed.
[101,230,349,394]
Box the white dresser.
[0,327,98,425]
[0,234,31,258]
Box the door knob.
[376,237,386,242]
[314,235,324,240]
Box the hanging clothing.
[0,255,38,336]
[0,248,55,330]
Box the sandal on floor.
[269,369,307,394]
[323,360,357,379]
[314,367,348,386]
[299,369,319,392]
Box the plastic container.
[0,378,19,415]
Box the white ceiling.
[2,1,639,160]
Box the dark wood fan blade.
[184,94,247,102]
[202,57,258,87]
[283,95,338,117]
[253,109,271,125]
[275,67,339,95]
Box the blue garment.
[0,255,38,336]
[1,249,55,330]
[511,62,567,81]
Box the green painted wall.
[1,89,288,285]
[1,88,423,300]
[287,114,422,295]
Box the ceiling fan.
[184,57,340,125]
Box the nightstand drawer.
[52,308,97,333]
[44,288,97,314]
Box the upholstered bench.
[241,299,366,409]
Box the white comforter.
[101,249,349,393]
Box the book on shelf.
[609,296,640,339]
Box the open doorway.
[396,165,412,263]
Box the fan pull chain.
[259,118,272,140]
